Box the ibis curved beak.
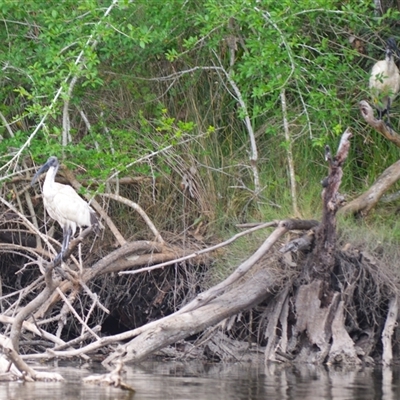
[31,162,50,186]
[31,156,60,186]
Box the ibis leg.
[384,100,394,132]
[377,107,388,120]
[54,226,72,262]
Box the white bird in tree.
[369,37,400,127]
[31,156,100,262]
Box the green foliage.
[0,0,400,233]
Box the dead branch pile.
[0,128,400,383]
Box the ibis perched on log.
[31,156,100,262]
[369,37,400,127]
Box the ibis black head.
[386,37,400,58]
[31,156,60,186]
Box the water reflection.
[0,360,399,400]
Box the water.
[0,361,399,400]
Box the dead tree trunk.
[305,129,351,280]
[273,129,363,365]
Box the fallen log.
[103,263,279,365]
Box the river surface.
[0,360,399,400]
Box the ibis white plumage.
[31,156,99,262]
[369,37,400,127]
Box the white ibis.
[31,156,100,262]
[369,37,400,127]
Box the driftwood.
[19,218,316,364]
[0,335,64,381]
[306,129,351,279]
[83,360,135,392]
[103,264,278,365]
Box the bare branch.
[0,110,14,138]
[10,261,59,351]
[119,220,280,276]
[100,193,164,244]
[359,100,400,147]
[56,288,101,341]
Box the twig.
[10,261,59,351]
[80,282,110,314]
[56,288,101,341]
[62,75,77,146]
[0,315,65,347]
[0,110,14,138]
[0,196,56,255]
[22,160,42,248]
[119,220,279,275]
[280,89,300,217]
[52,326,101,351]
[82,299,97,337]
[212,52,260,193]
